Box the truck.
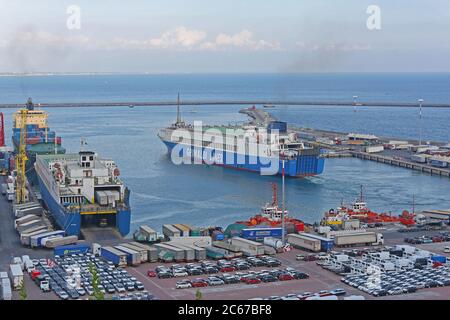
[162,224,181,239]
[287,233,321,252]
[168,236,212,248]
[14,205,42,218]
[43,235,78,248]
[180,244,207,261]
[30,230,65,248]
[241,227,282,241]
[21,255,34,273]
[364,145,384,153]
[119,243,149,262]
[100,246,128,267]
[333,231,384,247]
[230,237,265,256]
[1,278,12,300]
[114,245,141,266]
[9,264,24,290]
[92,243,101,256]
[129,242,159,262]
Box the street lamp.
[281,159,286,246]
[418,99,424,146]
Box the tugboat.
[231,183,305,233]
[322,186,416,226]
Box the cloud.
[201,29,281,51]
[112,27,280,51]
[9,31,90,48]
[296,41,371,52]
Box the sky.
[0,0,449,73]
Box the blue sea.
[1,73,450,234]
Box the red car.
[191,280,208,288]
[147,270,157,277]
[278,274,294,281]
[220,266,236,273]
[245,278,261,285]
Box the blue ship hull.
[36,175,131,237]
[162,141,324,177]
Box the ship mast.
[176,92,181,124]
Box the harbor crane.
[15,99,31,204]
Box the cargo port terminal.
[2,101,450,301]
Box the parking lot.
[17,242,450,300]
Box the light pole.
[353,95,358,112]
[281,159,286,245]
[418,99,424,146]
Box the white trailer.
[44,235,78,248]
[1,278,12,300]
[129,242,159,262]
[162,224,181,238]
[287,233,321,252]
[14,215,39,229]
[333,232,384,247]
[230,237,265,256]
[119,243,149,262]
[9,264,24,290]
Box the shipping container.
[129,242,159,262]
[114,245,141,266]
[267,121,287,133]
[119,243,149,262]
[162,224,181,238]
[230,237,265,256]
[431,255,447,264]
[205,246,226,260]
[44,235,78,248]
[180,244,207,261]
[241,227,283,241]
[153,243,185,261]
[364,145,384,153]
[300,233,335,251]
[169,243,196,261]
[30,230,65,248]
[287,233,321,252]
[168,236,212,248]
[54,243,90,256]
[138,225,158,242]
[9,264,23,290]
[173,224,190,237]
[100,247,127,267]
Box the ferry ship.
[158,102,324,177]
[35,151,131,237]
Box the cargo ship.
[34,151,131,237]
[158,102,324,177]
[225,183,305,237]
[12,98,65,183]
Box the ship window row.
[60,196,84,204]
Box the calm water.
[1,74,450,234]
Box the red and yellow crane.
[15,108,28,204]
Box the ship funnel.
[26,97,34,111]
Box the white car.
[176,281,192,289]
[173,270,188,277]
